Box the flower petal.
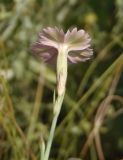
[30,42,58,63]
[65,28,92,51]
[68,48,93,63]
[39,27,65,49]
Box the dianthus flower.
[31,27,93,96]
[30,27,93,160]
[31,27,93,63]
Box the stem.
[43,93,65,160]
[44,114,58,160]
[43,46,68,160]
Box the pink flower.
[31,27,93,63]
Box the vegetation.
[0,0,123,160]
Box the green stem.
[43,93,65,160]
[43,46,68,160]
[43,114,58,160]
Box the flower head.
[31,27,93,63]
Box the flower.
[30,27,93,63]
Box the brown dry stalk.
[81,65,122,159]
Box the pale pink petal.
[39,27,65,49]
[30,42,58,63]
[68,48,93,63]
[30,27,93,64]
[65,28,92,51]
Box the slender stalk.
[43,46,68,160]
[43,115,58,160]
[43,92,65,160]
[27,68,44,143]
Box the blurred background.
[0,0,123,160]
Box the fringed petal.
[30,27,93,64]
